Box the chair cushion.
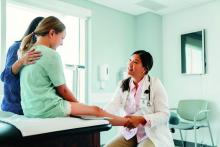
[170,121,207,130]
[170,122,194,130]
[169,112,179,125]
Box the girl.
[19,16,128,126]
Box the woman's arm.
[70,102,129,126]
[12,49,41,74]
[56,84,78,102]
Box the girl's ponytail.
[18,32,35,58]
[18,16,65,58]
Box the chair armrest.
[194,109,210,121]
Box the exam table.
[0,111,111,147]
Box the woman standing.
[0,17,43,114]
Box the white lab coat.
[105,75,174,147]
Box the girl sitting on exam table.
[105,50,174,147]
[18,16,128,126]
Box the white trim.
[0,0,6,72]
[0,0,6,96]
[0,94,2,106]
[8,0,92,18]
[86,18,92,104]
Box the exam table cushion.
[0,111,110,137]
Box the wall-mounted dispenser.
[99,64,109,89]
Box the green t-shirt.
[20,45,68,118]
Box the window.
[4,3,87,102]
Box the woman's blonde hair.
[19,16,65,57]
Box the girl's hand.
[21,49,41,65]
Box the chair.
[169,99,214,147]
[169,111,180,133]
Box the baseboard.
[174,139,216,147]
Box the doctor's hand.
[107,116,131,126]
[124,115,146,129]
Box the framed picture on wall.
[181,29,206,74]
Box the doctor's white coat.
[105,75,175,147]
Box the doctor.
[105,50,174,147]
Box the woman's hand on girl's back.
[21,49,42,65]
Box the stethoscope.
[125,75,152,111]
[144,75,151,107]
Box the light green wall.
[91,9,135,93]
[163,1,220,145]
[135,13,163,80]
[62,0,136,94]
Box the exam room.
[0,0,219,147]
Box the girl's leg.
[69,102,128,126]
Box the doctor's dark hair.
[120,50,153,92]
[19,16,65,57]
